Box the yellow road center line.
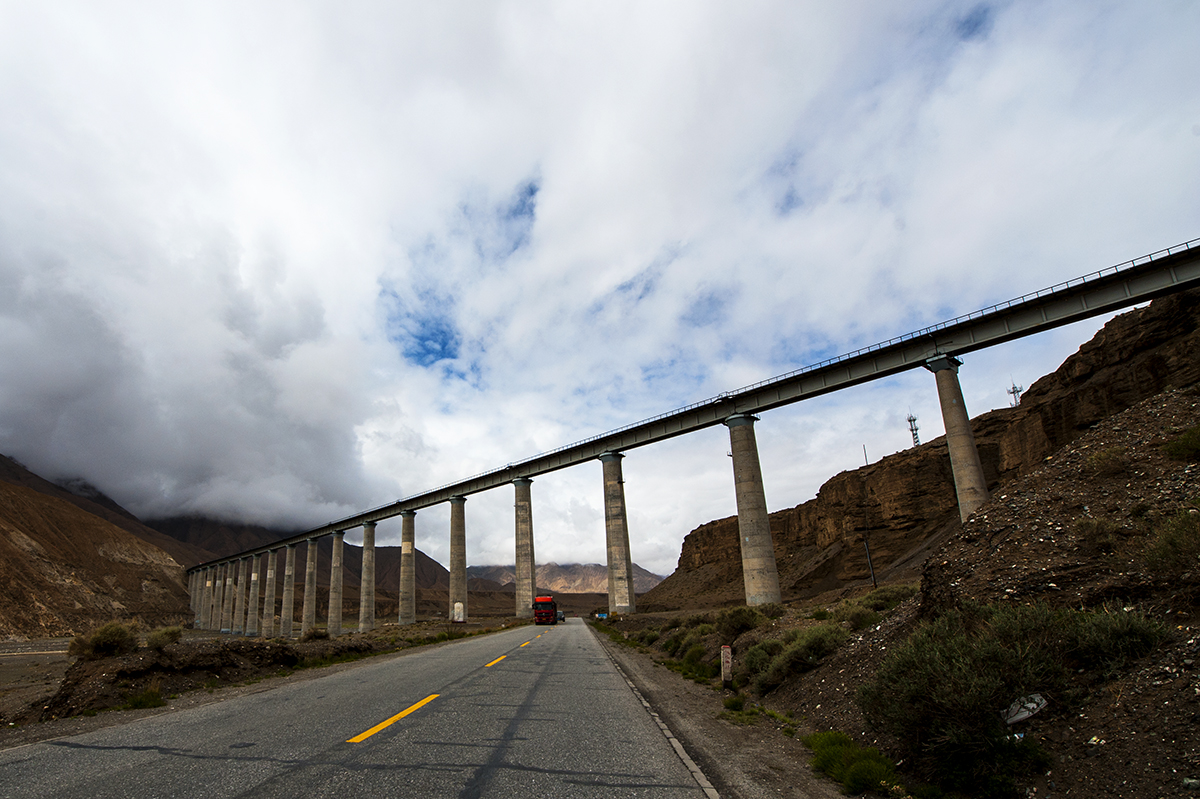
[519,641,530,647]
[484,655,506,667]
[347,694,439,743]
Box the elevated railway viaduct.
[187,239,1200,635]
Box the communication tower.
[1008,380,1024,407]
[907,413,920,446]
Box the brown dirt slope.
[0,482,189,637]
[0,457,211,569]
[644,287,1200,610]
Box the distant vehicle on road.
[556,610,565,622]
[533,595,558,625]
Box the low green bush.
[802,730,897,795]
[1144,509,1200,579]
[743,640,784,676]
[757,602,786,619]
[1163,424,1200,461]
[753,624,847,694]
[723,694,745,711]
[834,604,881,631]
[683,613,711,628]
[857,584,918,612]
[715,606,765,639]
[68,622,139,660]
[1075,517,1121,554]
[300,628,330,642]
[857,602,1163,796]
[146,626,183,651]
[1086,446,1128,476]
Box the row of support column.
[192,522,381,639]
[188,354,989,621]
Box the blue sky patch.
[956,5,993,41]
[381,286,462,367]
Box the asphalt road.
[0,619,710,798]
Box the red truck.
[533,595,558,625]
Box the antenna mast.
[1008,380,1024,407]
[907,413,920,446]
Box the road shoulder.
[593,627,843,799]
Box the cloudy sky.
[1,2,1197,576]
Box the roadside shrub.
[145,626,183,651]
[1144,509,1200,578]
[715,606,765,639]
[802,731,897,794]
[757,602,786,619]
[723,694,745,711]
[642,631,660,646]
[1086,446,1128,476]
[682,644,707,666]
[1163,424,1200,461]
[693,623,715,636]
[810,609,830,621]
[683,613,711,628]
[660,618,682,632]
[857,584,918,612]
[834,604,881,631]
[743,640,784,676]
[857,602,1163,796]
[69,622,139,660]
[662,630,687,656]
[753,624,848,694]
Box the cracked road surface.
[0,620,709,798]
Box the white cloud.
[0,2,1197,575]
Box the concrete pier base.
[328,531,344,638]
[448,497,467,621]
[262,549,278,638]
[398,511,416,626]
[246,554,261,637]
[359,522,376,632]
[233,558,247,635]
[513,478,535,619]
[725,414,782,606]
[281,544,297,639]
[926,355,990,520]
[600,453,636,615]
[302,538,318,636]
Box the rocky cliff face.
[643,288,1200,610]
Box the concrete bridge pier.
[246,554,261,637]
[199,568,213,630]
[209,568,223,631]
[302,537,319,636]
[925,355,990,520]
[513,478,535,619]
[359,522,376,632]
[281,544,297,638]
[233,557,248,635]
[448,497,467,621]
[398,511,416,625]
[724,414,782,606]
[262,549,278,638]
[220,562,236,633]
[600,453,636,615]
[328,531,344,637]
